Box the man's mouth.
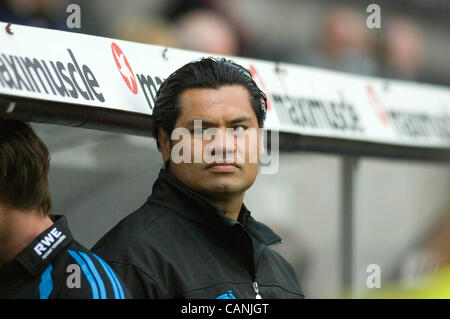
[206,162,239,172]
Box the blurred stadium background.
[1,0,449,298]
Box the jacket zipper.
[253,282,262,299]
[233,222,269,299]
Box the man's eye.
[193,128,205,135]
[233,126,246,132]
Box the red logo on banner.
[249,64,271,112]
[366,84,389,125]
[111,42,138,95]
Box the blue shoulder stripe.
[67,249,99,299]
[93,254,122,299]
[93,254,125,299]
[78,251,107,299]
[39,264,54,299]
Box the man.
[0,119,128,299]
[93,57,304,299]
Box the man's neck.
[210,192,245,221]
[0,206,53,264]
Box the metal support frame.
[341,156,359,296]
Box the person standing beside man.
[0,119,129,299]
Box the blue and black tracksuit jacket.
[0,215,129,299]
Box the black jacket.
[0,216,129,299]
[93,169,304,299]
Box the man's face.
[160,85,263,201]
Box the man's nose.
[209,128,236,159]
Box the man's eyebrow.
[185,116,252,127]
[227,116,252,124]
[185,119,216,127]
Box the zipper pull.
[253,282,262,299]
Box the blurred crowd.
[1,0,450,85]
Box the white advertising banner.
[1,22,449,149]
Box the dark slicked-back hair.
[0,119,52,215]
[152,57,267,150]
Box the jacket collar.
[14,215,73,276]
[148,169,282,247]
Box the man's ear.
[158,129,171,162]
